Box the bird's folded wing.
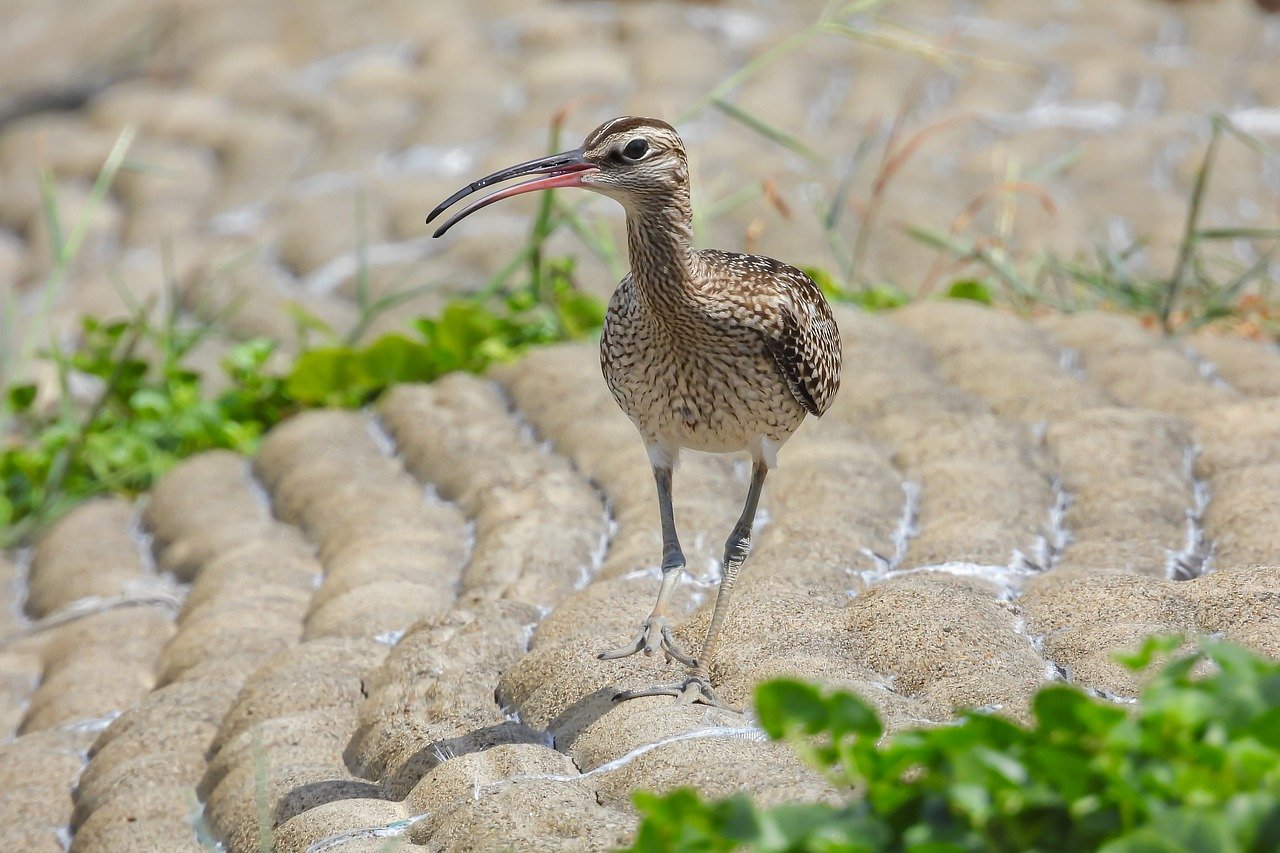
[701,251,842,417]
[761,290,841,416]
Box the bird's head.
[427,116,688,237]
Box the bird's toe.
[598,616,693,664]
[613,675,738,712]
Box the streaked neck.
[623,192,696,311]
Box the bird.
[427,116,841,708]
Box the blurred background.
[1,0,1278,382]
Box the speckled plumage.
[601,250,841,460]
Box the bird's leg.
[616,461,768,710]
[599,464,697,666]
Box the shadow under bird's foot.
[597,617,697,666]
[613,674,736,711]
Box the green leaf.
[1033,685,1126,736]
[754,679,829,740]
[754,802,888,851]
[944,279,994,304]
[1246,706,1280,749]
[626,789,745,852]
[826,690,883,741]
[852,284,911,312]
[1115,635,1185,672]
[221,338,276,374]
[7,383,37,413]
[356,334,438,386]
[1097,829,1186,853]
[800,265,844,298]
[285,347,366,407]
[556,290,606,338]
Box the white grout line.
[304,811,431,853]
[1178,343,1236,393]
[241,458,275,519]
[857,480,920,582]
[1,585,184,647]
[470,725,768,800]
[1014,476,1072,574]
[1166,444,1213,581]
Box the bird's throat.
[623,199,698,314]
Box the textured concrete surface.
[3,303,1279,850]
[3,0,1280,850]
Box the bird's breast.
[600,303,807,453]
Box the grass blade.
[1192,227,1280,241]
[711,98,826,163]
[61,124,135,268]
[1162,118,1221,331]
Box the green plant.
[625,637,1280,852]
[801,266,910,312]
[285,109,606,409]
[908,114,1280,333]
[2,126,137,432]
[285,267,603,408]
[1,310,291,546]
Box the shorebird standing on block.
[428,116,841,708]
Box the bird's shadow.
[271,685,624,823]
[377,686,621,799]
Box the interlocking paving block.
[1202,465,1280,570]
[21,608,172,735]
[1186,566,1280,657]
[588,733,829,809]
[0,554,41,739]
[1194,398,1280,477]
[378,376,607,606]
[0,727,96,851]
[847,574,1050,720]
[27,498,146,618]
[890,301,1112,421]
[273,798,414,853]
[0,593,170,849]
[346,599,547,799]
[426,778,632,852]
[1186,332,1280,398]
[1038,313,1241,414]
[1022,571,1199,697]
[62,449,313,850]
[830,307,1057,574]
[203,640,388,852]
[1046,408,1193,576]
[69,787,206,853]
[75,679,240,823]
[255,410,469,636]
[145,450,288,581]
[1023,565,1280,697]
[751,419,905,590]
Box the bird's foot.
[613,674,736,711]
[597,617,696,666]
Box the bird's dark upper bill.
[426,149,597,237]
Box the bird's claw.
[613,675,736,711]
[598,617,696,666]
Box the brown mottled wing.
[700,250,842,417]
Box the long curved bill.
[426,148,597,237]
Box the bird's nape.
[426,148,598,237]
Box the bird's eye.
[621,138,650,161]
